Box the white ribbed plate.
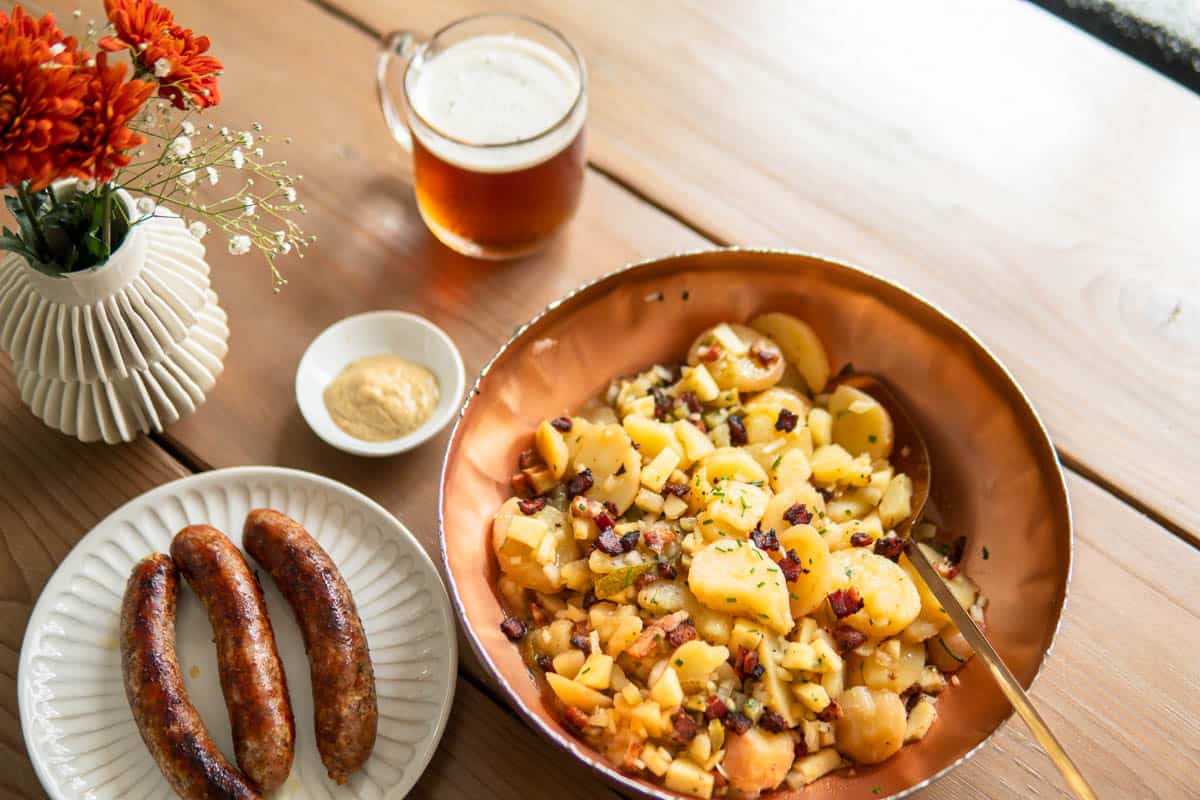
[18,467,457,800]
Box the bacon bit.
[778,548,805,582]
[651,386,675,421]
[784,503,813,526]
[620,739,644,772]
[563,706,591,733]
[619,531,640,552]
[594,530,623,555]
[849,531,874,548]
[510,472,534,498]
[615,464,626,476]
[727,413,748,446]
[604,501,620,518]
[816,700,843,722]
[667,620,699,647]
[698,343,723,362]
[518,448,540,469]
[625,611,690,659]
[936,536,968,578]
[679,391,702,414]
[704,695,730,721]
[828,588,865,619]
[535,655,553,672]
[550,416,572,433]
[644,525,676,554]
[832,624,868,654]
[634,571,659,590]
[935,560,961,580]
[902,685,922,712]
[570,633,592,653]
[670,710,700,743]
[759,710,789,733]
[751,528,780,551]
[874,535,906,562]
[817,486,834,502]
[794,735,809,758]
[750,339,781,366]
[518,497,547,515]
[725,711,753,735]
[688,414,708,432]
[529,602,548,626]
[500,617,527,641]
[732,647,764,681]
[594,512,616,533]
[580,589,599,609]
[566,468,594,498]
[663,482,691,498]
[657,561,678,580]
[775,408,799,432]
[712,771,729,790]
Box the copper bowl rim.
[437,246,1074,800]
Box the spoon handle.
[904,543,1097,800]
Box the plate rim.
[17,464,458,800]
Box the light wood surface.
[3,1,1197,799]
[334,0,1200,539]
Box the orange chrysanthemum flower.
[65,53,153,183]
[0,7,88,189]
[99,0,221,110]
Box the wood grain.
[330,0,1200,538]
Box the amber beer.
[404,29,587,259]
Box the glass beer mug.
[376,14,587,260]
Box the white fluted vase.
[0,185,228,444]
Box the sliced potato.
[623,414,686,463]
[572,423,641,513]
[699,447,769,485]
[899,542,979,627]
[749,312,830,394]
[706,480,769,533]
[761,485,827,535]
[777,524,833,617]
[834,687,906,764]
[828,548,921,638]
[743,386,813,420]
[687,539,793,635]
[851,639,926,693]
[722,726,796,795]
[828,384,894,460]
[686,323,785,392]
[535,420,570,479]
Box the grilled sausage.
[171,525,295,791]
[243,509,377,784]
[120,553,262,800]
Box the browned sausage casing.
[171,525,295,791]
[120,553,263,800]
[243,509,377,784]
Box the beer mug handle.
[376,30,423,152]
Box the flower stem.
[102,184,112,253]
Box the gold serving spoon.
[830,372,1097,800]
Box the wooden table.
[3,1,1198,798]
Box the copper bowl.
[438,249,1072,799]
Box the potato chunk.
[687,323,785,392]
[687,540,793,635]
[834,686,906,764]
[749,312,830,394]
[572,423,641,513]
[828,384,894,460]
[828,548,920,638]
[777,524,833,618]
[722,726,796,795]
[493,497,576,592]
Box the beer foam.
[407,34,585,173]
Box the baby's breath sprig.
[119,110,311,291]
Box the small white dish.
[296,311,465,457]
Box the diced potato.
[700,447,769,485]
[777,524,833,618]
[782,641,820,672]
[688,732,712,765]
[559,559,591,593]
[878,473,913,528]
[728,618,767,656]
[828,384,894,460]
[834,687,906,764]
[635,487,666,514]
[790,748,843,786]
[757,629,800,726]
[663,757,715,799]
[505,515,548,549]
[828,548,921,638]
[821,665,844,700]
[632,700,667,737]
[663,494,688,519]
[793,682,831,713]
[770,448,812,493]
[796,616,819,644]
[854,639,925,694]
[904,697,938,742]
[650,666,685,708]
[493,498,576,593]
[535,420,570,478]
[687,539,794,635]
[638,580,688,614]
[748,312,831,394]
[722,726,797,795]
[919,665,948,694]
[531,619,575,658]
[810,637,844,675]
[605,615,645,658]
[827,487,879,522]
[670,640,730,692]
[643,745,673,777]
[678,364,720,403]
[809,443,854,485]
[681,591,735,645]
[546,672,612,711]
[642,447,681,492]
[807,407,834,448]
[675,419,716,462]
[552,649,586,679]
[576,652,614,690]
[624,414,685,463]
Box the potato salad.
[492,313,984,798]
